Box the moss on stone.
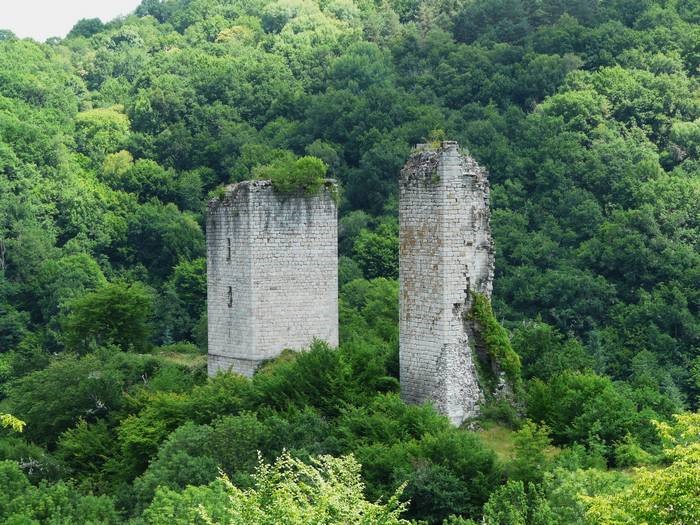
[469,293,522,388]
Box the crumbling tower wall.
[399,141,495,425]
[207,180,338,377]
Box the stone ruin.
[398,141,495,426]
[206,179,338,377]
[206,142,496,425]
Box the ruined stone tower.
[399,141,495,426]
[207,180,338,377]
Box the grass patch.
[478,423,561,465]
[478,423,517,462]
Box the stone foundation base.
[207,354,262,378]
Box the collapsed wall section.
[207,180,338,377]
[399,141,494,425]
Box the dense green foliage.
[143,453,410,524]
[0,0,699,522]
[586,413,700,524]
[255,154,328,194]
[469,293,522,388]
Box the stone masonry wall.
[399,141,495,426]
[207,180,338,377]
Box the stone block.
[207,180,338,377]
[399,142,495,425]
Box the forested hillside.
[1,0,699,523]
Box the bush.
[508,420,552,484]
[511,322,595,381]
[142,453,410,524]
[0,460,120,523]
[353,219,399,280]
[0,437,61,483]
[187,373,253,423]
[56,419,114,488]
[251,341,358,417]
[586,414,700,524]
[114,391,191,479]
[133,422,218,512]
[408,430,500,523]
[480,480,553,525]
[479,399,522,428]
[526,372,640,457]
[5,351,127,445]
[358,429,500,524]
[255,155,327,194]
[404,462,476,523]
[62,281,154,353]
[334,394,449,448]
[257,406,334,459]
[613,434,653,467]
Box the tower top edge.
[406,140,476,163]
[208,178,337,209]
[412,140,460,153]
[400,141,486,183]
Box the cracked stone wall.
[399,141,495,425]
[207,180,338,377]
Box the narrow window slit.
[227,286,233,308]
[226,238,231,261]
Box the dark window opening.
[227,286,233,307]
[226,238,231,261]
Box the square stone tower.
[399,141,495,426]
[207,180,338,377]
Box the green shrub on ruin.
[255,156,327,195]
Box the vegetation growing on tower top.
[254,156,328,195]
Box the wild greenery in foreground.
[1,0,699,522]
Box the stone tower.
[207,180,338,377]
[399,141,495,426]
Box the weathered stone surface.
[399,141,495,425]
[206,180,338,377]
